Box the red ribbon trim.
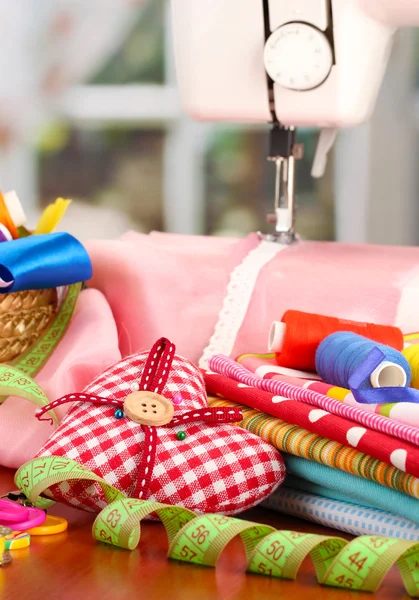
[35,393,122,423]
[140,338,176,395]
[134,425,157,499]
[168,407,242,427]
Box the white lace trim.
[199,240,286,369]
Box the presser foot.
[261,124,302,245]
[259,230,297,244]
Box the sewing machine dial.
[264,23,333,91]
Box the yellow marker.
[26,515,68,536]
[34,198,72,235]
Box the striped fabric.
[208,398,419,499]
[209,354,419,447]
[237,352,419,428]
[263,487,419,541]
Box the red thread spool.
[269,310,404,372]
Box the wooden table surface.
[0,467,409,600]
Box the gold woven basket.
[0,288,58,362]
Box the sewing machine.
[171,0,419,243]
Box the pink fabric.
[86,232,257,361]
[209,354,419,448]
[232,240,419,357]
[87,232,419,364]
[0,289,121,469]
[238,354,318,384]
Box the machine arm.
[171,0,419,241]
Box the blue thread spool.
[315,332,411,389]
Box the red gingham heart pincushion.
[34,338,285,515]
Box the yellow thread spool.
[402,344,419,389]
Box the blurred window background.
[0,1,417,244]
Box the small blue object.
[114,409,124,419]
[0,232,92,293]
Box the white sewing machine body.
[171,0,418,128]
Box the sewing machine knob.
[264,22,333,91]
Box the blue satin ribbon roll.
[0,232,92,293]
[349,347,419,404]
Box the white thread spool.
[4,190,26,227]
[268,321,287,353]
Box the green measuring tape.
[0,283,81,410]
[14,456,419,596]
[10,283,81,378]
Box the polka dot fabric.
[204,370,419,479]
[35,347,285,515]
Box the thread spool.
[315,332,411,390]
[3,191,26,228]
[0,223,12,243]
[402,345,419,389]
[269,310,404,372]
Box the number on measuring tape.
[99,530,113,543]
[34,461,47,475]
[180,545,197,560]
[20,473,30,490]
[335,575,354,587]
[191,524,210,545]
[51,459,71,471]
[257,562,273,576]
[126,499,143,510]
[369,537,388,549]
[212,516,229,526]
[106,509,121,528]
[266,540,285,561]
[288,532,306,540]
[348,552,367,572]
[322,539,343,554]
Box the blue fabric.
[286,475,377,509]
[263,487,419,541]
[284,454,419,525]
[0,233,92,293]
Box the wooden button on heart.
[123,391,174,426]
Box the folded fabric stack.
[204,313,419,540]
